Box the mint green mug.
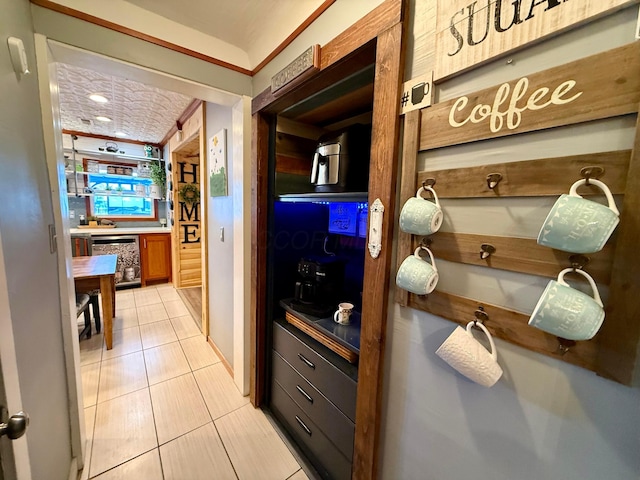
[528,268,604,341]
[399,186,443,236]
[537,179,619,253]
[396,246,439,295]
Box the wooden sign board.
[400,72,434,115]
[435,0,636,80]
[421,42,640,151]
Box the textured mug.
[435,321,503,387]
[537,179,619,253]
[396,246,439,295]
[334,302,354,325]
[528,268,604,341]
[399,186,443,236]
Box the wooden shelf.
[64,147,160,163]
[65,170,152,181]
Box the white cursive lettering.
[449,76,583,133]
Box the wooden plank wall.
[396,40,640,385]
[168,104,205,289]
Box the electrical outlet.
[70,210,75,219]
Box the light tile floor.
[79,284,309,480]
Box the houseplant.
[149,160,166,198]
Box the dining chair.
[76,293,92,340]
[71,233,102,335]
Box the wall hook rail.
[486,173,502,190]
[580,166,605,185]
[480,244,496,260]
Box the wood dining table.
[73,254,117,350]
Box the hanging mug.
[528,268,604,341]
[537,179,619,253]
[396,246,438,295]
[399,186,443,236]
[435,321,503,387]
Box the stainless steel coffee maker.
[310,124,371,193]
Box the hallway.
[79,284,307,480]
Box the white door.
[1,4,81,477]
[0,232,31,480]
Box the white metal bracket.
[368,198,384,258]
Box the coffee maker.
[291,256,345,317]
[310,124,371,193]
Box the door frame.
[250,1,407,478]
[35,38,252,467]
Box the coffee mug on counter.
[396,246,439,295]
[334,302,354,325]
[399,186,443,236]
[537,179,619,253]
[528,268,604,341]
[435,321,503,387]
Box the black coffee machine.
[291,256,345,317]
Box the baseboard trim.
[207,336,233,377]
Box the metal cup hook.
[473,306,489,326]
[580,166,604,186]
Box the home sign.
[435,0,636,80]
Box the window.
[85,165,158,220]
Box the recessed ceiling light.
[89,94,108,103]
[95,116,112,122]
[115,131,128,137]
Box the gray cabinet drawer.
[273,351,355,461]
[273,321,357,421]
[271,382,352,480]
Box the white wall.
[379,5,640,480]
[251,0,384,93]
[0,0,73,478]
[206,102,235,366]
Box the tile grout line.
[212,421,241,480]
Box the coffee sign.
[420,42,640,150]
[435,0,635,80]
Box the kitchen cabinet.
[140,233,171,286]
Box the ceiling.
[54,0,328,144]
[122,0,326,63]
[56,63,194,144]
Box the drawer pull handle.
[297,353,315,369]
[295,415,312,436]
[296,385,313,404]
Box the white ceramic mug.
[395,246,439,295]
[399,186,443,236]
[435,321,503,387]
[334,302,354,325]
[537,179,619,253]
[528,268,604,341]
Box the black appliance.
[310,124,371,193]
[291,256,345,317]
